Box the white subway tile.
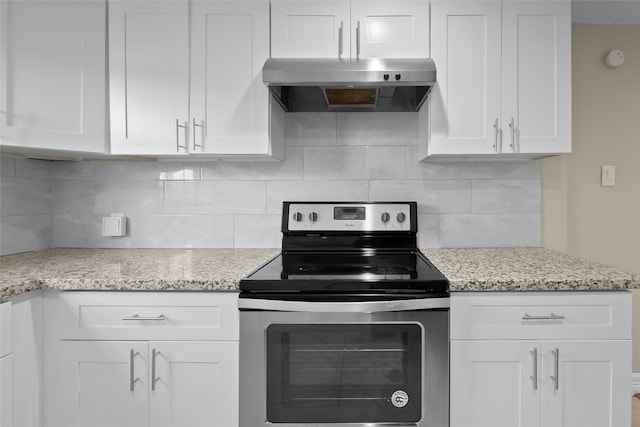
[369,180,471,214]
[439,213,541,247]
[337,112,418,146]
[130,215,234,248]
[201,147,303,180]
[304,146,406,180]
[164,181,266,214]
[0,177,53,216]
[508,161,541,179]
[472,179,541,213]
[234,215,281,248]
[406,150,511,179]
[52,214,120,248]
[417,214,439,248]
[1,214,52,255]
[0,156,16,177]
[14,158,53,179]
[54,160,201,181]
[266,181,370,214]
[285,113,337,146]
[61,180,164,214]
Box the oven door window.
[266,323,422,423]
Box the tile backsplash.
[1,112,541,255]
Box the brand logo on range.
[391,390,409,408]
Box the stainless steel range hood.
[262,58,436,113]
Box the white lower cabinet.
[56,340,238,427]
[0,300,12,427]
[450,292,632,427]
[45,291,240,427]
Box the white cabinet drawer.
[451,291,631,340]
[57,291,239,341]
[0,301,11,357]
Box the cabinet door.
[190,1,271,155]
[109,1,189,155]
[350,1,429,59]
[450,340,540,427]
[0,0,106,153]
[56,341,149,427]
[0,355,12,427]
[540,340,631,427]
[270,1,350,58]
[149,341,239,427]
[501,1,571,154]
[429,1,502,155]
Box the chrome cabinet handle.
[551,348,560,390]
[122,314,166,321]
[192,118,203,151]
[530,348,538,390]
[130,349,139,391]
[151,348,160,391]
[338,21,344,58]
[493,118,500,152]
[356,21,361,58]
[176,119,188,152]
[509,117,516,151]
[522,313,565,321]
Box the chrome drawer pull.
[122,314,166,321]
[522,313,565,321]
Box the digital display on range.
[334,207,365,220]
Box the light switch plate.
[601,165,616,187]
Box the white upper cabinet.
[109,0,282,158]
[350,2,429,59]
[501,1,571,155]
[429,1,502,156]
[428,0,571,158]
[270,1,429,59]
[190,1,277,156]
[0,1,107,154]
[108,1,190,155]
[270,2,350,58]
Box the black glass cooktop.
[240,250,449,295]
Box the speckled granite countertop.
[421,247,639,291]
[1,247,638,301]
[0,248,279,301]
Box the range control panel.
[284,202,415,232]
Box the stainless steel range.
[239,201,449,427]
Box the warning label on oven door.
[391,390,409,408]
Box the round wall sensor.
[604,49,624,68]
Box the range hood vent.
[262,58,436,113]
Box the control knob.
[293,212,303,222]
[397,212,406,223]
[381,212,391,223]
[309,212,318,222]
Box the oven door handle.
[238,297,450,312]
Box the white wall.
[1,112,542,254]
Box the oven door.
[239,298,449,427]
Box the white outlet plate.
[102,213,127,236]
